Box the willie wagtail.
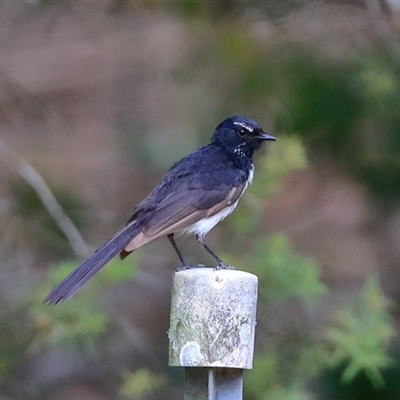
[44,116,276,304]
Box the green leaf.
[244,352,317,400]
[100,256,137,282]
[252,235,326,306]
[326,276,395,387]
[31,257,136,351]
[120,368,167,398]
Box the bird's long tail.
[44,221,140,304]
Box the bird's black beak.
[258,131,276,141]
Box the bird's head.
[211,116,276,158]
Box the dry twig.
[0,139,90,258]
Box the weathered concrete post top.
[168,268,258,369]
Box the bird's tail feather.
[44,221,140,304]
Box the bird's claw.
[214,263,235,271]
[174,263,236,272]
[174,263,207,272]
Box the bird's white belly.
[182,201,239,237]
[181,164,254,238]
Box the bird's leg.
[195,234,234,270]
[168,234,190,269]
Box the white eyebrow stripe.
[233,121,254,132]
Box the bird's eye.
[237,129,247,138]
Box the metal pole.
[208,368,216,400]
[169,268,258,400]
[183,367,243,400]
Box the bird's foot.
[174,263,236,272]
[174,263,207,272]
[214,263,235,271]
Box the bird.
[44,116,276,304]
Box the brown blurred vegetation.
[1,1,400,399]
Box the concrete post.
[169,268,258,399]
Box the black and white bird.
[44,116,276,304]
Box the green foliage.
[281,56,362,154]
[236,234,328,399]
[252,235,326,306]
[31,297,107,352]
[244,256,394,398]
[326,276,395,387]
[245,346,328,400]
[0,305,34,384]
[352,53,400,204]
[31,262,107,350]
[172,0,300,19]
[245,353,313,400]
[237,232,394,396]
[358,54,400,115]
[270,48,400,205]
[120,368,167,399]
[100,254,138,282]
[31,257,136,351]
[253,135,308,198]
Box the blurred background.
[1,1,400,399]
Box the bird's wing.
[122,184,245,253]
[145,184,244,235]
